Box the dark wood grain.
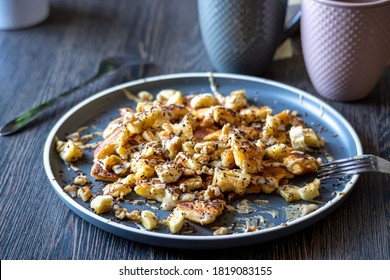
[0,0,389,260]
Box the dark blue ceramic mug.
[198,0,300,75]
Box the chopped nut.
[63,184,78,198]
[102,155,122,171]
[213,226,228,236]
[224,90,247,111]
[204,185,222,201]
[126,210,141,222]
[190,93,219,109]
[77,187,92,202]
[74,175,89,186]
[57,140,83,162]
[138,90,154,101]
[114,207,128,220]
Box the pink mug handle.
[280,4,301,43]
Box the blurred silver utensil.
[0,57,152,136]
[318,154,390,180]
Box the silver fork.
[317,154,390,180]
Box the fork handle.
[376,156,390,174]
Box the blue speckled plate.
[43,73,362,249]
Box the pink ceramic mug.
[301,0,390,101]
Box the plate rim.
[43,72,363,245]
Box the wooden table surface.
[1,0,389,260]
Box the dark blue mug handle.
[280,3,301,43]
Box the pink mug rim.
[315,0,390,8]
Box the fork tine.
[318,160,373,175]
[318,162,372,174]
[317,155,376,180]
[318,167,375,180]
[319,166,374,178]
[319,155,372,168]
[318,154,390,180]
